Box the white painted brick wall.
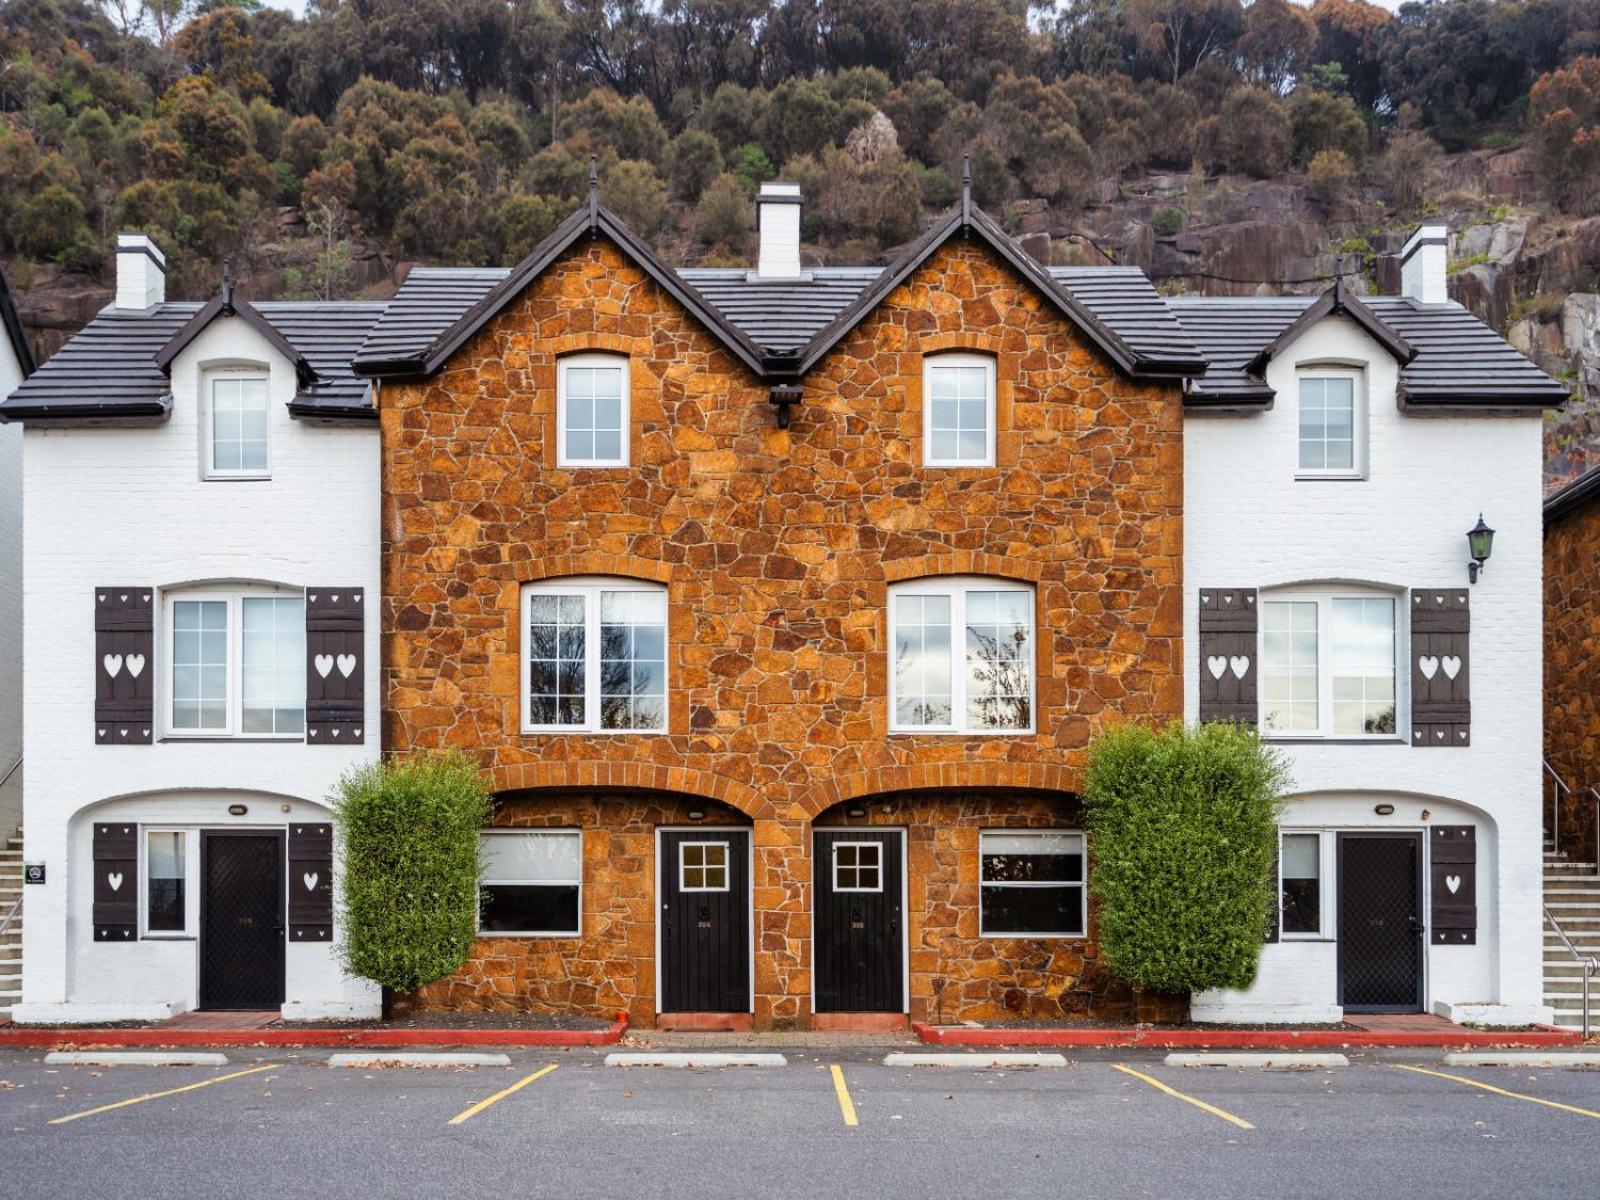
[16,315,380,1020]
[1185,313,1548,1023]
[0,331,23,836]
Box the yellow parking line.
[48,1064,276,1125]
[1395,1064,1600,1121]
[1113,1063,1255,1130]
[829,1064,859,1127]
[447,1063,558,1126]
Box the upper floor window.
[165,587,304,737]
[890,578,1034,734]
[558,353,629,467]
[1296,370,1362,479]
[522,579,666,734]
[924,354,995,467]
[1261,589,1396,738]
[207,374,270,479]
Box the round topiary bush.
[1083,721,1290,996]
[332,751,492,1002]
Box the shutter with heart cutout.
[95,588,154,744]
[305,588,364,744]
[92,822,138,941]
[287,822,334,941]
[1430,825,1475,944]
[1198,588,1258,725]
[1411,590,1469,748]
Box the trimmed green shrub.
[332,751,492,997]
[1083,722,1290,995]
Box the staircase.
[1543,845,1600,1032]
[0,825,20,1020]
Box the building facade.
[1544,465,1600,864]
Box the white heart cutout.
[303,872,320,892]
[331,728,341,738]
[1441,655,1461,680]
[336,653,357,678]
[1207,655,1227,680]
[1446,874,1461,894]
[125,654,145,679]
[103,654,123,678]
[107,872,123,892]
[314,654,334,678]
[1418,655,1439,680]
[1229,655,1250,680]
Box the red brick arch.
[487,758,767,818]
[880,552,1049,585]
[796,760,1080,820]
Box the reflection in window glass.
[1331,597,1396,735]
[1298,376,1355,472]
[562,360,626,465]
[979,832,1085,936]
[479,830,582,934]
[600,589,666,731]
[893,594,953,727]
[147,830,186,932]
[242,596,305,734]
[964,590,1031,731]
[1281,832,1321,935]
[1262,601,1319,733]
[527,593,588,727]
[171,600,229,731]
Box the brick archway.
[794,760,1079,820]
[487,759,767,819]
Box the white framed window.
[521,579,667,734]
[679,841,729,892]
[1296,370,1363,479]
[889,578,1034,734]
[924,353,995,467]
[206,373,270,479]
[1279,831,1326,938]
[479,830,582,936]
[979,831,1086,937]
[164,588,305,738]
[832,841,882,892]
[141,828,195,937]
[557,353,629,467]
[1260,589,1399,739]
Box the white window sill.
[1293,472,1366,482]
[977,931,1087,940]
[204,473,272,482]
[140,933,196,941]
[475,930,581,939]
[1263,736,1406,745]
[556,461,629,470]
[889,729,1036,738]
[159,735,306,744]
[520,728,666,737]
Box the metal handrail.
[1544,903,1597,1040]
[1590,787,1600,881]
[1545,759,1572,858]
[0,892,18,942]
[0,756,20,792]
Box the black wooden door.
[201,832,285,1010]
[1338,833,1424,1013]
[813,830,904,1013]
[659,829,750,1013]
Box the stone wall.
[381,232,1185,1026]
[1546,493,1600,860]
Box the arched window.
[557,353,629,467]
[522,578,666,733]
[889,577,1034,735]
[1260,585,1398,738]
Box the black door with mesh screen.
[1338,833,1424,1013]
[814,830,903,1013]
[201,831,285,1010]
[659,829,750,1013]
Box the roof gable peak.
[1245,279,1415,377]
[154,263,315,387]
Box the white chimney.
[1400,224,1447,305]
[756,182,803,280]
[116,232,166,310]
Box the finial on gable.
[588,155,599,231]
[961,155,972,227]
[220,259,234,312]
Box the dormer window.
[206,373,270,479]
[558,354,629,468]
[924,354,995,467]
[1296,370,1362,479]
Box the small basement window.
[1280,831,1323,937]
[479,830,582,936]
[143,829,190,936]
[979,831,1086,937]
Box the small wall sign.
[25,863,45,885]
[227,804,249,816]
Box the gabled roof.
[1546,461,1600,524]
[1245,279,1414,376]
[0,267,35,379]
[154,268,316,388]
[1169,293,1569,411]
[0,301,385,423]
[356,198,767,378]
[791,200,1205,379]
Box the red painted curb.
[911,1021,1586,1049]
[0,1012,629,1050]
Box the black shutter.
[287,822,334,942]
[1199,588,1258,725]
[1430,825,1476,944]
[306,588,364,744]
[95,588,153,744]
[92,822,137,941]
[1411,589,1469,748]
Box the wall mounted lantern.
[1466,513,1495,583]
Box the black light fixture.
[1466,513,1495,584]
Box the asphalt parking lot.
[3,1045,1598,1200]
